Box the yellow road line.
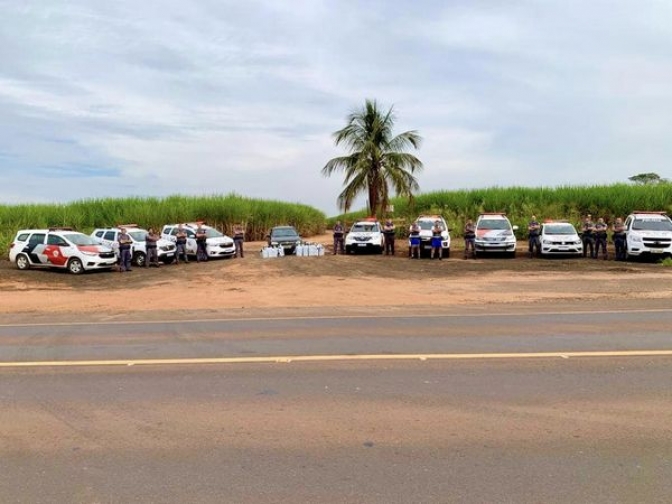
[1,350,672,368]
[1,307,672,328]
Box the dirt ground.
[2,234,672,316]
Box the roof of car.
[478,213,507,219]
[16,228,80,234]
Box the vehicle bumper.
[83,258,118,270]
[207,245,236,258]
[626,246,672,257]
[541,245,582,255]
[346,242,382,251]
[475,241,516,252]
[419,239,450,250]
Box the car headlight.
[271,241,279,246]
[296,240,301,244]
[630,234,642,243]
[81,251,98,256]
[575,240,582,245]
[542,239,552,245]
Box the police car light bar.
[48,226,75,231]
[116,224,139,228]
[632,211,666,215]
[479,212,506,216]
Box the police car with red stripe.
[9,228,117,274]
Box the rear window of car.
[16,233,30,242]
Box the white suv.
[161,223,236,259]
[91,226,176,267]
[412,215,451,258]
[474,213,518,257]
[540,221,583,256]
[345,219,384,254]
[624,211,672,259]
[9,229,117,274]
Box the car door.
[44,234,73,267]
[21,233,47,265]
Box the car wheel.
[67,257,84,275]
[134,252,146,267]
[508,251,516,258]
[16,254,31,270]
[443,248,450,258]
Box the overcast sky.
[1,0,671,214]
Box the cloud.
[1,0,672,215]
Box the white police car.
[345,218,384,254]
[540,221,583,256]
[412,215,451,258]
[91,225,176,267]
[624,211,672,259]
[9,228,117,274]
[474,213,518,257]
[161,223,236,259]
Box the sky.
[1,0,672,215]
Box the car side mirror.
[512,225,519,231]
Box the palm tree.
[322,99,423,216]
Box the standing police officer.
[233,223,245,258]
[195,225,208,262]
[383,219,396,256]
[431,220,443,260]
[612,217,627,261]
[594,217,608,260]
[463,219,476,259]
[175,224,189,264]
[408,221,421,259]
[528,215,541,258]
[581,215,595,258]
[117,227,133,272]
[145,227,160,267]
[333,221,345,255]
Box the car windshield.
[544,224,576,235]
[351,223,379,233]
[129,230,148,241]
[63,233,98,246]
[632,218,672,231]
[478,219,510,230]
[416,221,436,231]
[203,228,223,238]
[272,228,298,237]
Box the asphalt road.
[1,306,671,503]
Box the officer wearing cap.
[195,224,208,262]
[612,217,627,261]
[383,219,396,256]
[581,214,595,258]
[594,217,608,260]
[117,227,133,272]
[463,219,476,259]
[145,228,161,267]
[175,224,189,264]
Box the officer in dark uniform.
[383,220,396,256]
[233,223,245,258]
[594,217,608,260]
[612,217,627,261]
[195,225,208,262]
[463,219,476,259]
[145,228,160,267]
[118,227,133,272]
[581,215,595,258]
[408,222,421,259]
[528,215,541,258]
[332,221,345,255]
[175,224,189,264]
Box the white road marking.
[1,350,671,369]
